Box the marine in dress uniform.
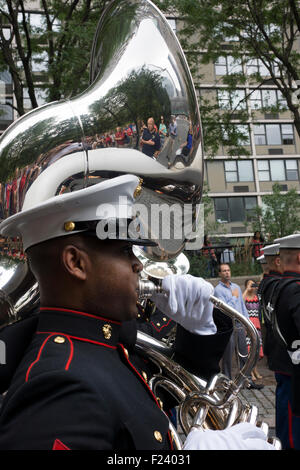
[0,175,273,450]
[258,243,294,449]
[263,236,300,449]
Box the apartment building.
[198,55,299,241]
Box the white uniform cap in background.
[256,254,267,264]
[274,234,300,250]
[263,243,280,256]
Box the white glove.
[183,423,275,451]
[151,274,216,335]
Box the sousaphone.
[0,0,280,449]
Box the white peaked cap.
[274,234,300,250]
[263,243,280,256]
[0,174,157,251]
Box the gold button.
[142,371,148,382]
[123,348,129,359]
[156,323,161,327]
[154,431,163,443]
[64,221,76,232]
[54,336,65,344]
[157,397,164,410]
[163,317,167,321]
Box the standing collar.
[37,307,122,348]
[282,271,300,278]
[219,280,232,288]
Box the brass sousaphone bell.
[0,0,203,326]
[0,0,280,450]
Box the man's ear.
[62,245,89,281]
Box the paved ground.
[229,354,277,442]
[207,276,277,434]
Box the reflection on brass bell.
[133,178,143,199]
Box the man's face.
[147,119,154,131]
[85,239,143,322]
[219,264,231,282]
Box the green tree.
[0,0,110,116]
[154,0,300,152]
[248,182,300,241]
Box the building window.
[257,159,299,181]
[246,58,279,77]
[214,196,257,223]
[249,89,287,110]
[215,56,243,75]
[217,89,246,110]
[0,97,13,121]
[224,160,254,182]
[167,18,176,34]
[23,87,48,109]
[222,124,251,146]
[254,123,294,145]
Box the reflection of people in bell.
[170,124,193,169]
[167,116,177,167]
[159,116,167,148]
[140,117,161,159]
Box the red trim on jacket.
[36,331,117,350]
[52,439,70,450]
[39,307,121,325]
[288,401,295,449]
[150,318,173,333]
[25,334,55,382]
[65,336,74,371]
[118,343,173,450]
[26,334,75,381]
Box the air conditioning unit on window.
[233,186,249,192]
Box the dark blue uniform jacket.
[0,305,232,450]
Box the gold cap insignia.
[133,178,143,199]
[102,323,112,340]
[64,221,76,232]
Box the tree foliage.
[154,0,300,155]
[1,0,300,158]
[0,0,111,116]
[249,182,300,241]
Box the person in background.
[140,117,160,159]
[214,264,263,389]
[243,279,264,382]
[201,235,218,278]
[251,231,264,262]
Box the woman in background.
[243,279,264,382]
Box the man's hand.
[151,274,216,335]
[183,423,275,451]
